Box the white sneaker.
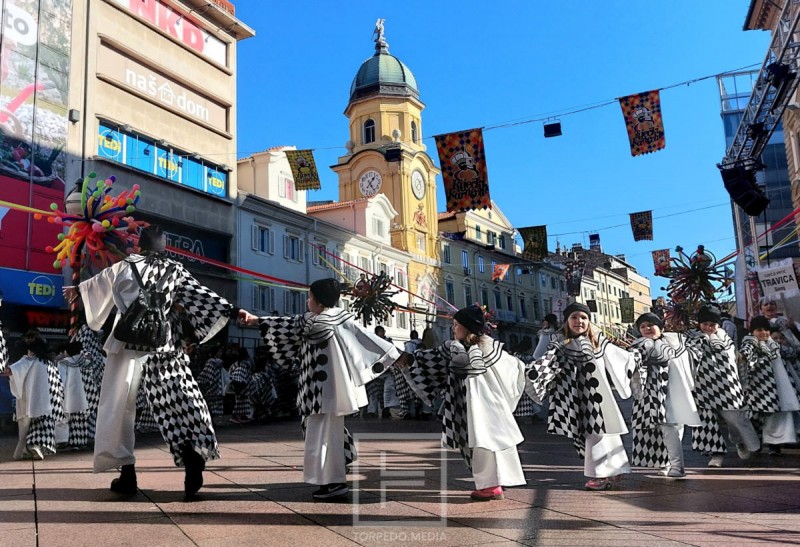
[736,443,751,461]
[666,467,686,478]
[707,455,723,468]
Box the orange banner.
[492,263,510,282]
[619,90,666,156]
[435,128,491,212]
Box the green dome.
[349,40,419,103]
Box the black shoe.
[381,408,391,419]
[110,464,137,496]
[312,483,349,500]
[183,445,206,498]
[768,445,783,456]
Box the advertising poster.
[0,0,73,272]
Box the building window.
[397,312,408,329]
[445,280,455,304]
[442,243,451,264]
[506,293,513,311]
[481,287,489,307]
[285,289,305,314]
[478,256,485,273]
[487,231,496,245]
[417,235,426,252]
[519,297,527,318]
[284,234,305,262]
[494,287,502,309]
[359,256,371,273]
[363,119,375,144]
[499,234,506,249]
[540,273,547,288]
[372,217,386,237]
[561,280,566,292]
[475,225,482,241]
[411,121,419,144]
[464,284,473,306]
[312,244,328,268]
[462,250,469,269]
[378,261,388,274]
[251,284,274,312]
[533,298,540,320]
[396,270,407,288]
[251,223,274,254]
[551,277,557,289]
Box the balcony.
[494,309,517,322]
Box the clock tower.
[332,21,441,311]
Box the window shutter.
[251,225,259,251]
[251,285,259,310]
[268,229,275,254]
[299,239,306,262]
[283,235,290,258]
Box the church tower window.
[363,119,376,144]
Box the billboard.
[0,0,73,273]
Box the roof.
[349,35,419,104]
[307,198,369,213]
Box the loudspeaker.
[384,146,402,162]
[720,165,770,216]
[543,122,562,138]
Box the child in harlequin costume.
[739,316,800,455]
[5,331,65,460]
[72,323,105,445]
[65,225,234,498]
[770,329,800,399]
[628,313,700,478]
[196,347,227,418]
[400,305,526,501]
[685,304,760,468]
[526,303,634,491]
[56,341,90,449]
[238,278,401,500]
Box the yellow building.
[332,23,441,316]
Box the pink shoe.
[584,477,613,491]
[470,486,504,501]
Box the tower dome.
[349,22,419,104]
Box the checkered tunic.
[258,311,387,466]
[229,359,254,417]
[685,329,744,454]
[25,361,64,456]
[628,338,672,468]
[525,334,634,458]
[73,325,104,442]
[0,324,7,373]
[196,358,225,417]
[121,256,232,466]
[513,354,537,416]
[246,370,277,415]
[739,336,781,415]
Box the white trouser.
[762,411,798,445]
[584,434,630,478]
[93,351,144,472]
[304,413,346,485]
[13,417,31,460]
[471,446,526,490]
[660,424,685,471]
[719,409,761,451]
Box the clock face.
[359,170,382,197]
[411,170,426,200]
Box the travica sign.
[110,0,227,66]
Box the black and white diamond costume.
[685,328,759,456]
[79,254,232,471]
[628,333,700,471]
[739,334,800,446]
[256,308,400,486]
[526,333,634,479]
[402,336,527,489]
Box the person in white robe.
[628,313,700,478]
[56,340,90,449]
[5,331,64,460]
[739,316,800,455]
[400,305,526,501]
[238,278,401,500]
[685,304,760,468]
[525,302,634,491]
[64,225,232,498]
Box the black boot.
[183,444,206,499]
[110,464,137,496]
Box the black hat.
[749,315,771,333]
[563,302,591,321]
[697,304,722,325]
[543,313,558,326]
[635,312,664,330]
[309,278,340,308]
[453,305,485,335]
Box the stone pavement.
[1,416,800,547]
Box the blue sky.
[234,1,771,297]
